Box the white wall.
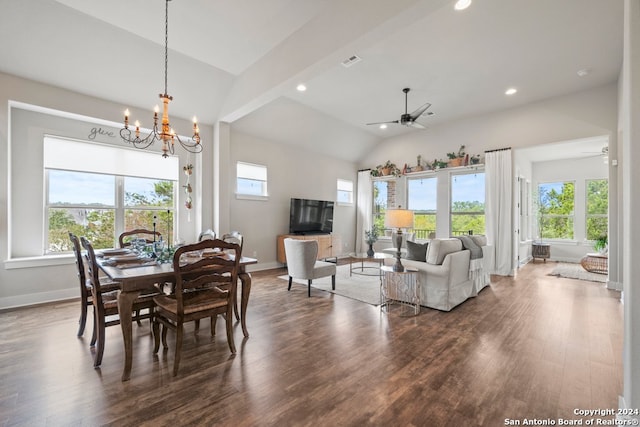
[226,130,358,270]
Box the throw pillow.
[470,234,487,247]
[405,241,428,262]
[426,238,463,265]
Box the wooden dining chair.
[69,232,119,340]
[153,238,241,376]
[198,229,216,241]
[118,229,162,248]
[81,237,158,368]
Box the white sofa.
[398,237,491,311]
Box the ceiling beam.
[219,0,449,123]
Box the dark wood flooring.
[0,261,623,426]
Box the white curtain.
[356,170,373,253]
[485,148,513,275]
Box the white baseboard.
[607,280,622,291]
[0,287,78,311]
[618,395,640,423]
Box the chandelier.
[120,0,202,158]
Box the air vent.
[341,55,362,68]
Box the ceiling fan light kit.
[366,88,433,130]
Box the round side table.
[380,266,420,317]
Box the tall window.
[450,172,485,235]
[337,179,353,204]
[236,162,268,197]
[372,180,396,233]
[586,179,608,240]
[407,176,437,239]
[538,181,575,240]
[44,137,178,253]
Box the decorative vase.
[366,244,375,257]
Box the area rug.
[549,263,607,283]
[278,264,381,305]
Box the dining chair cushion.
[154,289,229,316]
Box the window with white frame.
[407,176,437,239]
[585,178,608,241]
[236,162,268,197]
[372,179,396,233]
[450,172,486,236]
[44,136,178,253]
[337,179,353,204]
[537,181,575,240]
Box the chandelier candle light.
[120,0,202,158]
[385,207,414,272]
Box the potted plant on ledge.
[594,234,608,254]
[447,145,466,167]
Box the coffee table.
[348,252,390,278]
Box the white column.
[621,0,640,417]
[213,121,232,235]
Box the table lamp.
[385,208,414,272]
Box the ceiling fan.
[581,145,609,158]
[366,88,433,129]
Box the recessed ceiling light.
[379,124,388,129]
[505,88,517,95]
[577,68,591,77]
[296,84,307,92]
[454,0,472,11]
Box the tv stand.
[277,234,342,264]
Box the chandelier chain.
[164,0,169,95]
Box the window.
[407,176,437,239]
[537,181,575,240]
[450,172,485,236]
[44,136,178,253]
[337,179,353,204]
[372,180,396,233]
[586,179,608,240]
[236,162,268,197]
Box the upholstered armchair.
[283,238,336,297]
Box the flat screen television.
[289,198,334,235]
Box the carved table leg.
[238,271,252,338]
[118,290,141,381]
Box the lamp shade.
[384,209,414,229]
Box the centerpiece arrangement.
[365,226,379,257]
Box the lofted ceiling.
[0,0,624,162]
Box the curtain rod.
[358,168,372,172]
[484,147,511,153]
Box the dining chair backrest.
[221,231,243,256]
[172,239,241,314]
[69,232,88,301]
[119,229,161,248]
[80,237,105,304]
[198,229,216,241]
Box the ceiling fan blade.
[407,121,426,129]
[409,102,432,120]
[366,120,400,126]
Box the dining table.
[97,251,257,381]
